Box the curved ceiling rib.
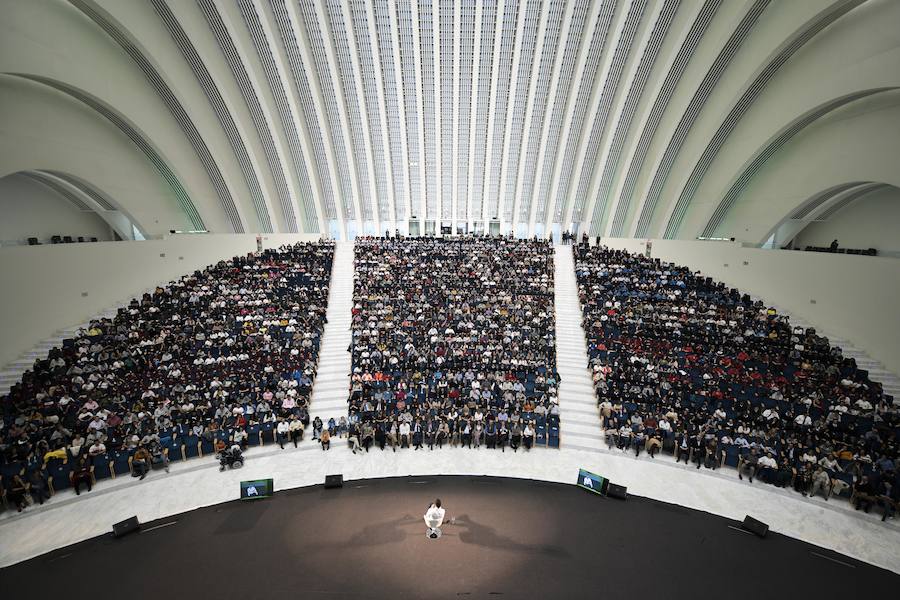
[270,0,341,233]
[373,0,410,226]
[297,0,361,228]
[237,0,322,234]
[498,0,542,228]
[702,87,896,237]
[43,171,117,211]
[151,0,274,233]
[632,0,770,238]
[20,170,143,239]
[348,0,393,227]
[759,181,886,244]
[5,0,893,238]
[483,0,520,224]
[609,0,721,237]
[570,0,647,228]
[527,0,590,230]
[815,183,888,221]
[326,0,378,229]
[519,0,587,231]
[67,0,239,233]
[8,73,204,231]
[590,0,680,237]
[468,0,496,229]
[197,0,300,233]
[19,171,93,212]
[663,0,866,239]
[546,0,617,231]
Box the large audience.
[4,232,897,524]
[344,236,560,452]
[1,241,333,511]
[574,240,900,520]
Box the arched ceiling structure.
[1,0,897,240]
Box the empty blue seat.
[112,451,133,476]
[91,454,112,480]
[46,458,71,490]
[200,437,216,457]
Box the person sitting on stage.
[424,498,446,538]
[320,428,331,451]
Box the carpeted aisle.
[1,476,895,599]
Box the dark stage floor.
[2,476,896,599]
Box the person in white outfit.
[424,498,446,539]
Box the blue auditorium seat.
[112,450,133,477]
[46,458,71,490]
[260,423,275,445]
[182,435,201,459]
[91,454,112,480]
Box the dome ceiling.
[1,0,897,241]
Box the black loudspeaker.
[112,516,141,538]
[742,515,768,538]
[324,474,343,489]
[606,483,627,499]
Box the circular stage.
[2,476,895,598]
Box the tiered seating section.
[0,242,333,510]
[574,242,899,516]
[347,237,560,450]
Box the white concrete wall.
[0,233,323,368]
[0,173,113,245]
[599,237,900,375]
[792,186,900,255]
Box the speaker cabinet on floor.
[742,515,768,538]
[606,483,627,499]
[112,516,141,538]
[324,474,343,489]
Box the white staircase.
[309,241,354,425]
[762,305,900,400]
[0,291,155,397]
[553,245,604,452]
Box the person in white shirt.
[276,420,290,449]
[399,421,411,448]
[757,453,778,483]
[88,440,106,457]
[424,499,446,538]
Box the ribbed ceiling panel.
[30,1,878,239]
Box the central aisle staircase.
[553,245,605,452]
[309,241,354,426]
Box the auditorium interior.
[1,1,899,597]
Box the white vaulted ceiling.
[1,0,898,241]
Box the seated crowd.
[344,236,560,453]
[574,241,900,520]
[0,242,333,512]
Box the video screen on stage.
[577,469,609,495]
[240,478,274,500]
